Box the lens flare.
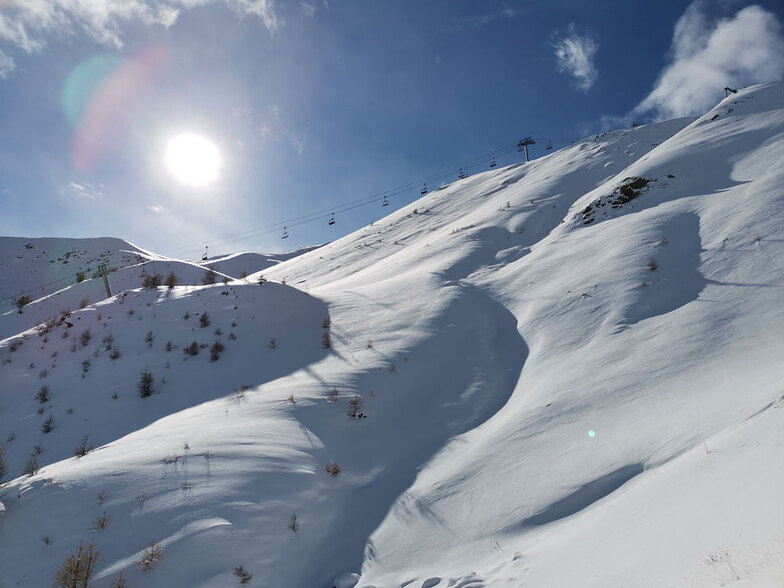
[588,430,596,438]
[64,45,171,171]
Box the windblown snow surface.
[0,82,782,587]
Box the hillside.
[1,82,783,587]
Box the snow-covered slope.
[1,82,782,588]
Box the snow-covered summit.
[1,82,783,587]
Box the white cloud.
[147,204,170,214]
[552,24,598,92]
[59,181,104,200]
[0,48,14,78]
[298,2,316,19]
[0,0,279,58]
[636,2,784,119]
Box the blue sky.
[1,0,782,257]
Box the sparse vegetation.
[210,341,225,362]
[288,513,300,532]
[138,369,155,398]
[348,394,364,418]
[322,317,331,329]
[23,452,39,476]
[76,271,86,283]
[139,541,164,571]
[267,338,276,349]
[145,331,154,348]
[0,442,7,482]
[109,346,121,360]
[322,332,331,349]
[142,273,163,289]
[79,297,90,309]
[648,258,659,271]
[74,433,92,457]
[37,385,51,404]
[15,295,33,311]
[327,387,339,402]
[325,461,341,476]
[184,341,199,356]
[202,265,218,285]
[165,272,179,288]
[257,274,266,285]
[183,311,190,320]
[54,540,100,588]
[165,341,173,352]
[9,339,22,352]
[42,413,55,434]
[234,565,253,584]
[199,312,210,328]
[91,510,110,530]
[80,329,91,347]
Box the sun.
[165,133,221,186]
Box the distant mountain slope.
[0,82,782,588]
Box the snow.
[1,82,783,587]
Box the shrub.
[81,360,90,375]
[267,338,276,349]
[142,273,163,289]
[257,274,267,285]
[79,297,90,309]
[199,312,210,328]
[202,265,217,286]
[165,341,173,352]
[327,387,339,402]
[648,258,659,271]
[138,541,164,571]
[110,571,127,588]
[0,442,7,482]
[322,317,331,329]
[165,272,178,288]
[348,394,364,418]
[74,434,92,457]
[322,332,331,349]
[138,369,155,398]
[102,334,114,350]
[76,271,86,283]
[109,346,121,360]
[91,510,110,530]
[183,311,190,320]
[23,452,39,476]
[222,276,230,285]
[145,331,154,348]
[9,339,22,352]
[42,413,55,434]
[54,540,100,588]
[37,385,51,404]
[209,341,225,362]
[15,295,33,311]
[325,461,341,476]
[288,513,299,532]
[234,566,253,584]
[184,341,199,356]
[80,329,91,347]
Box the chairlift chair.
[546,141,553,151]
[517,140,525,152]
[458,168,466,179]
[382,196,389,207]
[201,246,208,261]
[281,227,289,239]
[420,183,427,195]
[490,157,496,168]
[328,212,336,226]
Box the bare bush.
[74,434,92,457]
[199,312,210,328]
[202,266,217,285]
[184,341,199,356]
[80,329,91,347]
[145,331,154,348]
[348,394,364,418]
[15,295,32,311]
[234,566,253,584]
[23,452,39,476]
[54,540,100,588]
[648,258,659,271]
[138,541,164,571]
[142,273,163,289]
[165,272,178,288]
[37,385,51,404]
[91,510,110,530]
[42,413,55,434]
[79,297,90,309]
[209,341,225,362]
[322,332,331,349]
[0,442,7,482]
[325,461,341,476]
[109,346,121,360]
[288,513,299,532]
[322,317,331,329]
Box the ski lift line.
[160,140,524,256]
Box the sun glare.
[165,133,221,186]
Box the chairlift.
[420,183,428,195]
[281,226,289,239]
[546,141,553,151]
[517,140,525,152]
[382,196,389,207]
[328,212,336,226]
[201,246,208,261]
[490,156,496,168]
[458,168,466,179]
